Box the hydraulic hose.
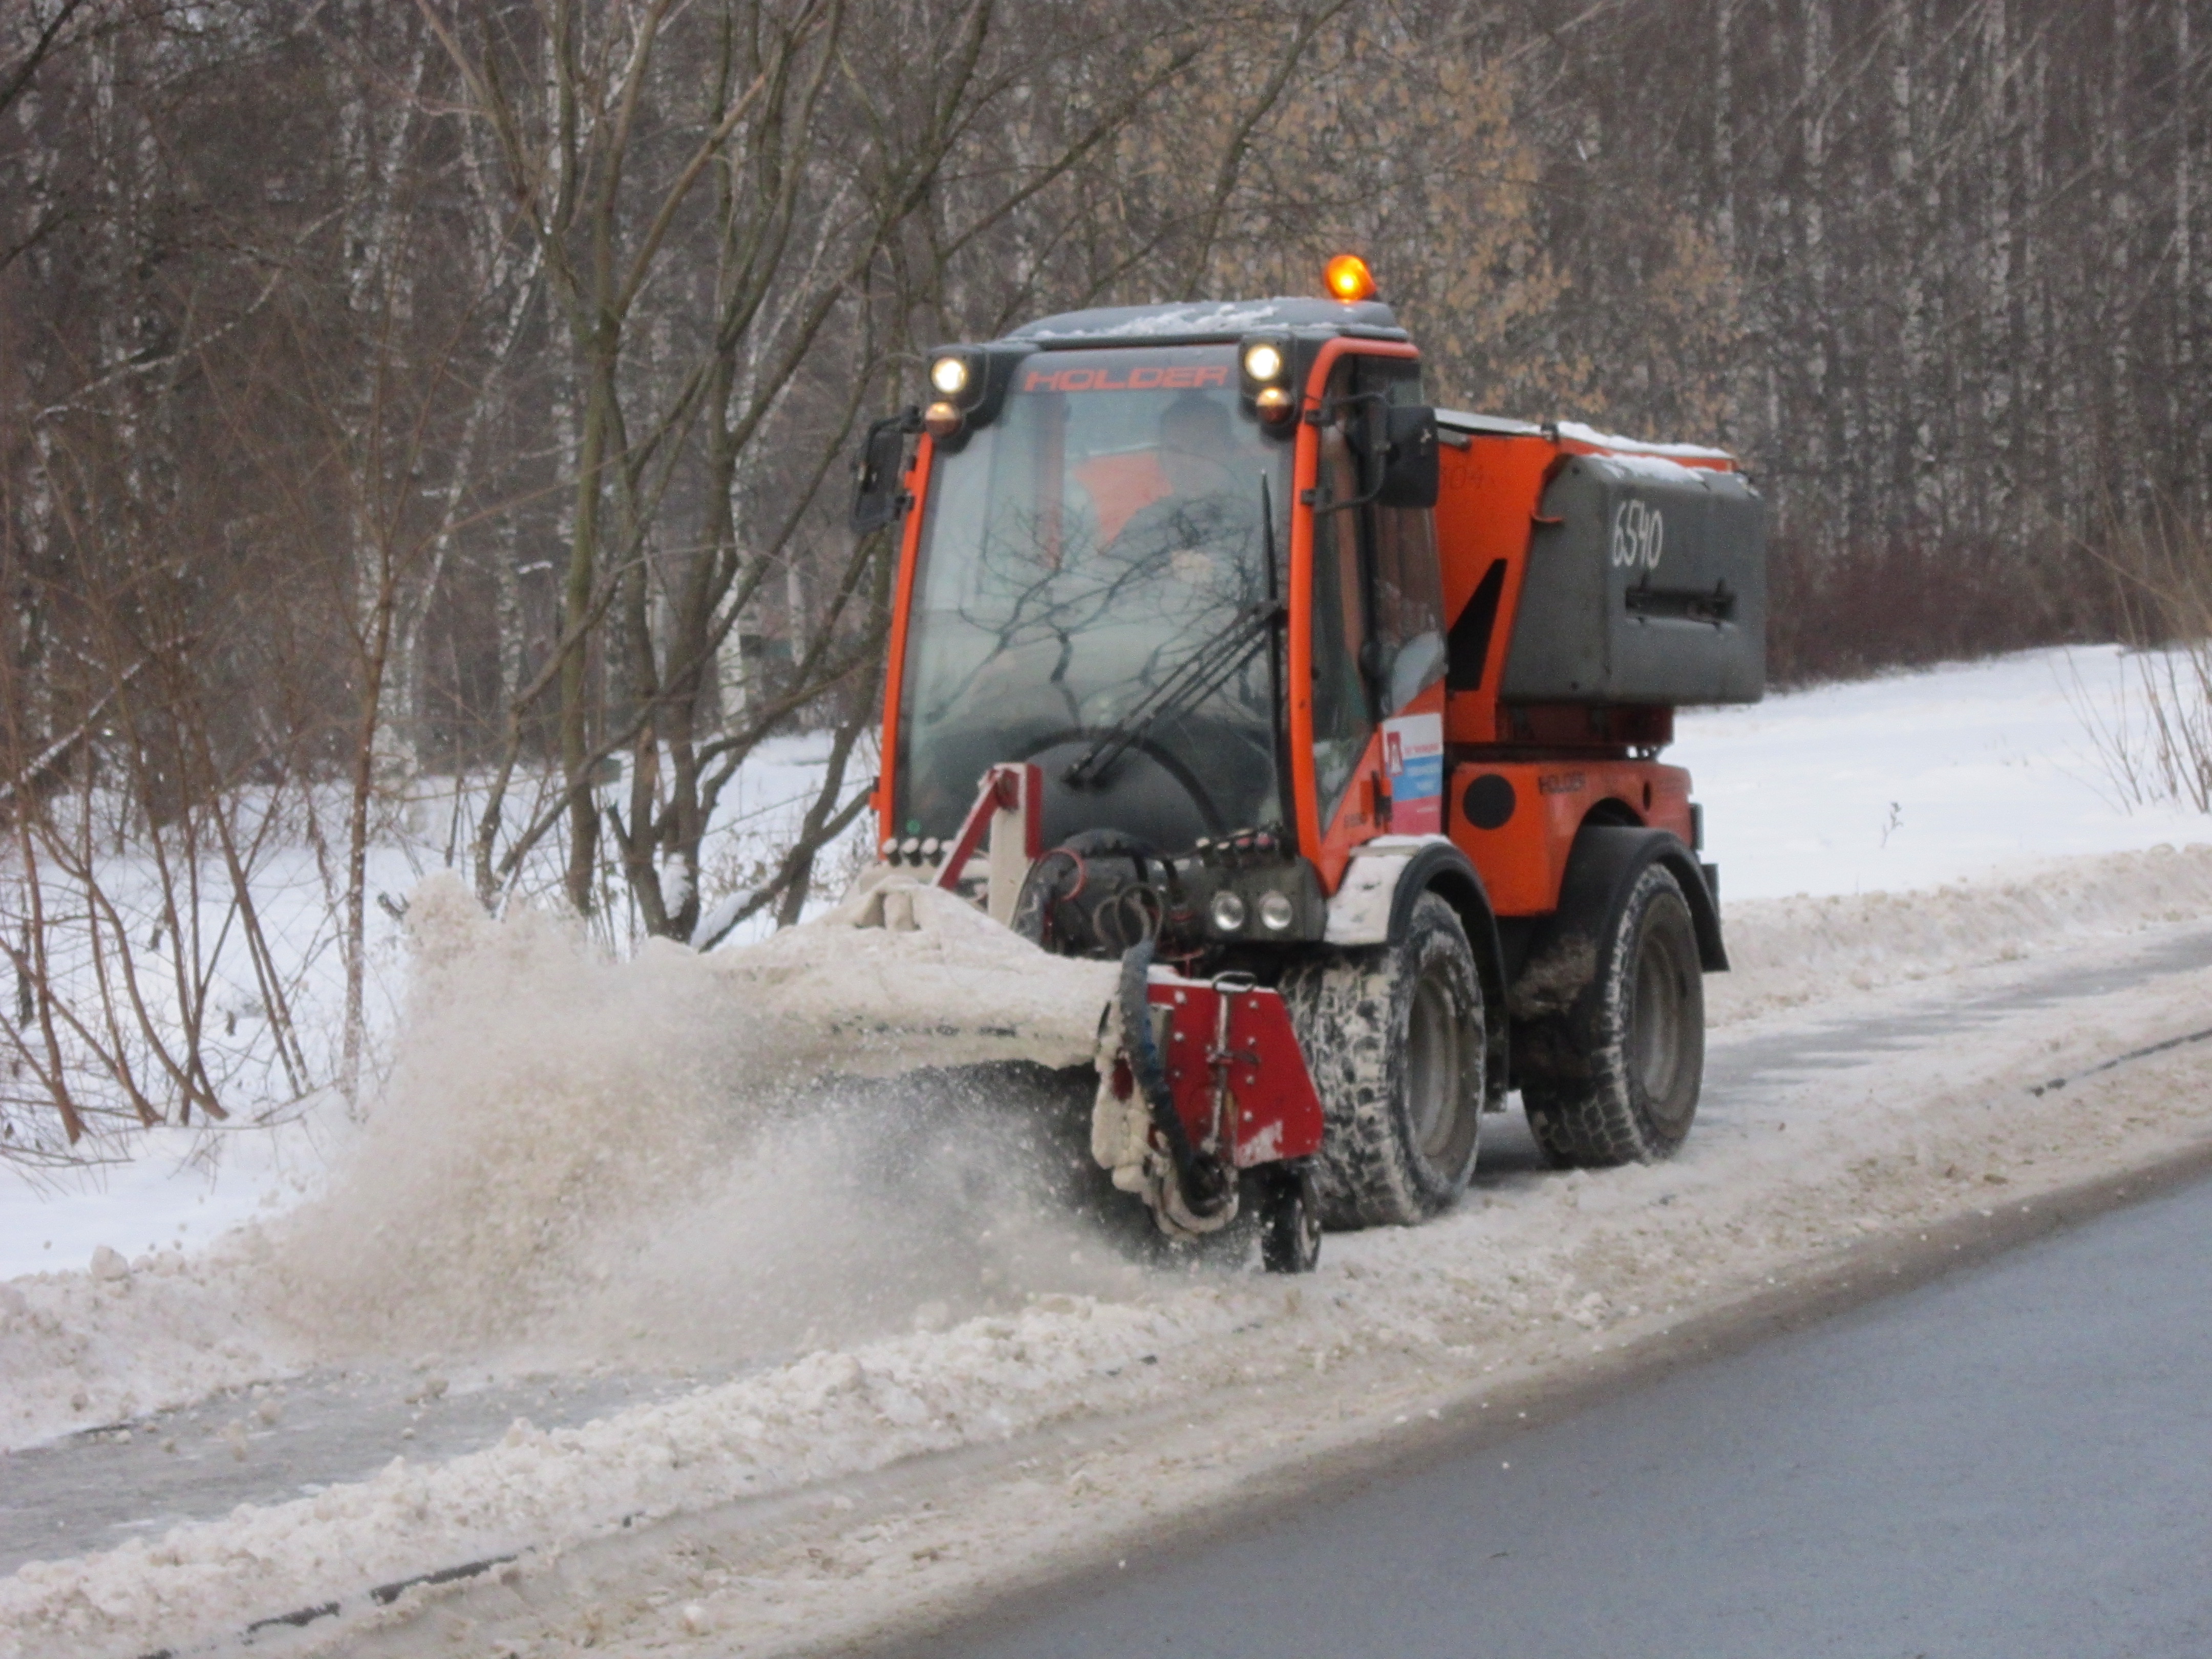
[1117,937,1231,1220]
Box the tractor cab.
[861,273,1449,955]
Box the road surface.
[887,1161,2212,1658]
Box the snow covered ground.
[1673,643,2207,899]
[5,647,2212,1659]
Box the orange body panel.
[1433,434,1558,749]
[1450,759,1693,916]
[873,431,936,848]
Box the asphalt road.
[889,1165,2212,1659]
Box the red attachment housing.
[1142,972,1324,1168]
[933,762,1043,892]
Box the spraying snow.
[253,874,1125,1367]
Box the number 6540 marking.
[1610,499,1665,570]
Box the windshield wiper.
[1060,595,1284,790]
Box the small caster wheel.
[1258,1162,1322,1274]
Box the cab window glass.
[1358,359,1446,713]
[1308,366,1370,826]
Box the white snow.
[1554,418,1736,460]
[1014,301,1315,340]
[1673,646,2209,900]
[6,645,2212,1658]
[1586,449,1714,485]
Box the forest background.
[4,0,2208,1162]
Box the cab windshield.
[894,346,1292,852]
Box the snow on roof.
[1435,409,1544,436]
[1555,419,1734,461]
[1009,296,1402,343]
[1582,449,1712,486]
[1432,412,1735,469]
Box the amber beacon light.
[1324,253,1378,302]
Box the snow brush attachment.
[1117,937,1235,1229]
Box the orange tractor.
[849,258,1764,1270]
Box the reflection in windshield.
[895,347,1291,851]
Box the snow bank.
[1673,646,2212,899]
[8,844,2212,1448]
[0,1294,1225,1658]
[11,926,2212,1656]
[0,1244,304,1454]
[1713,843,2212,1023]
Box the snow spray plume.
[264,877,807,1352]
[266,877,1148,1365]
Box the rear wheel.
[1522,863,1704,1166]
[1281,892,1485,1228]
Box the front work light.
[1325,253,1378,302]
[929,355,971,397]
[1241,341,1285,383]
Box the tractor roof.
[1006,296,1407,348]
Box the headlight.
[1241,341,1284,382]
[1208,890,1248,933]
[1257,890,1295,932]
[929,355,970,396]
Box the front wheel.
[1256,1163,1323,1273]
[1522,862,1705,1166]
[1281,892,1486,1228]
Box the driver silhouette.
[1104,392,1254,588]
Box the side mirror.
[850,414,913,536]
[1375,405,1439,509]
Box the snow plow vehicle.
[841,256,1765,1271]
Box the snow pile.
[720,871,1116,1075]
[10,924,2212,1657]
[1713,842,2212,1023]
[0,1244,303,1452]
[257,877,800,1353]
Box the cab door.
[1305,354,1449,872]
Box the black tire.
[1522,862,1705,1166]
[1256,1163,1323,1273]
[1280,891,1486,1228]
